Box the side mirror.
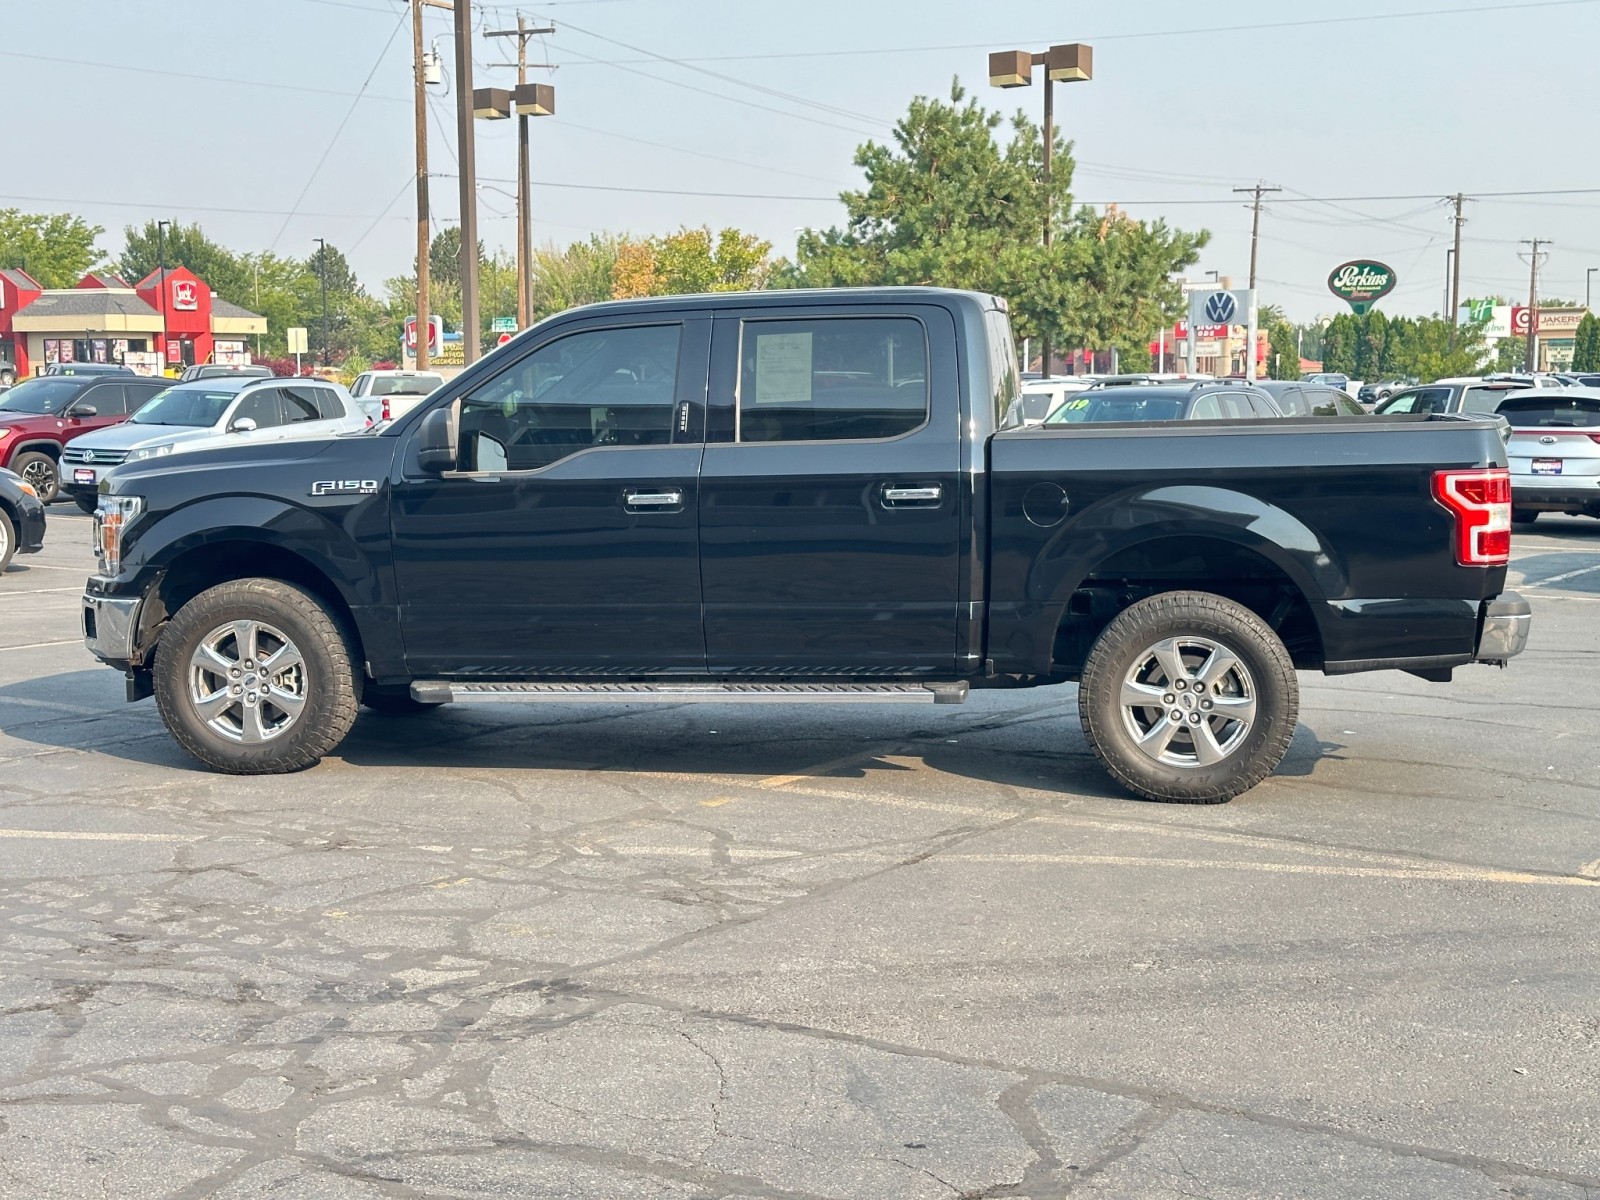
[230,417,257,433]
[417,407,457,473]
[70,404,98,418]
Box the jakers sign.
[1328,260,1397,315]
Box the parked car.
[178,364,274,382]
[1494,387,1600,525]
[1356,378,1415,405]
[1483,372,1568,390]
[0,465,46,572]
[348,369,446,424]
[1373,378,1529,416]
[1003,375,1095,426]
[0,352,16,388]
[0,374,171,502]
[1043,382,1283,424]
[40,362,134,377]
[1254,381,1368,417]
[80,288,1527,804]
[1553,373,1600,388]
[61,376,366,513]
[1303,372,1352,391]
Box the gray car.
[60,376,366,513]
[1254,381,1368,416]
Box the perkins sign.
[1328,261,1397,314]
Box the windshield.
[1046,394,1187,423]
[130,387,236,427]
[0,378,82,415]
[371,373,443,396]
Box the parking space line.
[1580,858,1600,879]
[0,828,202,843]
[1526,563,1600,588]
[0,587,83,596]
[0,638,82,651]
[1,563,88,572]
[597,844,1600,887]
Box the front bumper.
[83,589,143,666]
[1474,590,1531,665]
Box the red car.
[0,374,170,502]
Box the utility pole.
[1522,238,1548,372]
[412,0,450,369]
[1233,182,1281,291]
[1234,183,1279,383]
[1446,193,1469,345]
[454,0,481,365]
[156,219,170,374]
[314,238,330,367]
[1444,248,1455,317]
[486,15,555,331]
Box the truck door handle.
[625,489,683,509]
[882,485,943,506]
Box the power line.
[267,7,411,252]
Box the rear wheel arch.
[1052,533,1327,676]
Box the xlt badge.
[310,480,379,497]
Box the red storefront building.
[0,267,264,378]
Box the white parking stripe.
[0,587,82,596]
[1,638,83,651]
[0,829,201,843]
[1527,562,1600,588]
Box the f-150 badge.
[310,480,379,496]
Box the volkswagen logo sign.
[82,450,95,463]
[1204,292,1238,325]
[1540,435,1557,445]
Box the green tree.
[119,220,250,299]
[1384,315,1487,381]
[1493,337,1525,373]
[782,80,1207,360]
[0,209,103,288]
[1267,322,1300,380]
[1321,315,1359,375]
[529,234,623,319]
[1354,310,1388,381]
[1572,312,1600,370]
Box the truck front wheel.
[153,579,359,774]
[1077,591,1298,804]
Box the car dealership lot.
[1,511,1597,1199]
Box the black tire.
[0,369,15,388]
[73,494,98,516]
[0,508,14,572]
[361,687,442,715]
[153,578,358,774]
[11,451,58,504]
[1511,509,1539,527]
[1078,590,1299,804]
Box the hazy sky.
[8,0,1600,321]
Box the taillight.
[381,397,391,422]
[1433,468,1511,567]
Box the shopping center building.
[0,267,265,378]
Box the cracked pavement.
[0,508,1597,1198]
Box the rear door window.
[1272,387,1309,416]
[77,382,126,415]
[738,317,928,443]
[1380,388,1450,414]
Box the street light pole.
[486,15,556,331]
[156,220,170,374]
[314,238,330,368]
[989,43,1092,377]
[454,0,481,365]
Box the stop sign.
[496,332,513,347]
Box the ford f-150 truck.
[81,288,1530,803]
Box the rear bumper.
[1474,590,1531,665]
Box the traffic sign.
[490,317,517,333]
[496,332,513,347]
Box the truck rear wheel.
[153,579,358,774]
[1078,591,1298,804]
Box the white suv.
[349,370,445,424]
[61,377,367,512]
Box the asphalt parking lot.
[1,507,1598,1200]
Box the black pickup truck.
[81,288,1529,803]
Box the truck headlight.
[93,495,144,577]
[129,443,176,461]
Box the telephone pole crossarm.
[486,18,557,331]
